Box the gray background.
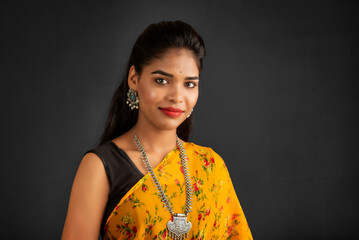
[1,0,358,239]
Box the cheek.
[139,85,162,106]
[187,90,199,107]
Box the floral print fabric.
[104,142,253,240]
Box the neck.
[132,118,179,154]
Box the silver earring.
[126,89,139,110]
[187,109,193,118]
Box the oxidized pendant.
[167,213,191,239]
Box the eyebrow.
[151,70,199,80]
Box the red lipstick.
[159,107,184,117]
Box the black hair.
[98,20,206,146]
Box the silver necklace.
[133,129,193,239]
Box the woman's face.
[128,48,199,131]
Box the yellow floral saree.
[103,142,253,240]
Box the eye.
[155,78,168,85]
[185,82,197,88]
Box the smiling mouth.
[159,107,184,117]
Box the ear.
[128,65,139,91]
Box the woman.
[62,21,253,240]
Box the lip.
[159,107,184,117]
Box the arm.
[62,152,110,240]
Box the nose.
[167,82,184,103]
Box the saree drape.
[103,142,253,240]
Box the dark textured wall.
[1,1,358,239]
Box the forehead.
[144,48,199,75]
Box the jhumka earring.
[126,89,139,110]
[187,109,193,118]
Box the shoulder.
[186,142,225,162]
[76,148,110,196]
[186,142,229,179]
[83,141,122,168]
[80,150,108,178]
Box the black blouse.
[83,141,144,238]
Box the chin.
[157,123,181,131]
[156,119,185,131]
